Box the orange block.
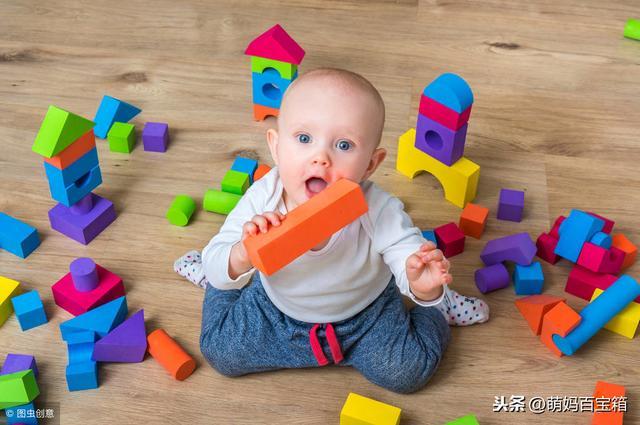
[612,233,637,270]
[243,179,368,276]
[592,381,625,425]
[540,301,581,357]
[43,129,96,170]
[459,203,489,239]
[147,329,196,381]
[515,294,566,335]
[253,164,272,182]
[253,104,279,121]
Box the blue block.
[422,73,474,113]
[513,262,544,295]
[421,230,437,245]
[590,231,612,249]
[231,157,259,184]
[65,361,98,391]
[5,401,38,424]
[251,69,297,109]
[554,209,605,262]
[11,291,48,331]
[0,213,40,259]
[44,149,102,207]
[60,296,128,340]
[93,95,141,139]
[66,331,97,364]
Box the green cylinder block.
[166,195,196,226]
[624,19,640,41]
[203,190,241,215]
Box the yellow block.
[396,128,479,208]
[340,393,401,425]
[591,288,640,339]
[0,276,22,326]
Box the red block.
[536,233,560,264]
[564,266,640,302]
[434,222,465,257]
[418,95,472,131]
[577,243,624,275]
[549,215,566,239]
[587,212,615,234]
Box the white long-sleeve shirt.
[201,167,444,323]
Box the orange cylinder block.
[147,329,196,381]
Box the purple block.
[70,257,99,292]
[0,353,38,377]
[497,188,525,222]
[142,122,169,152]
[415,113,467,166]
[92,310,147,363]
[480,232,537,266]
[475,263,510,294]
[48,193,116,245]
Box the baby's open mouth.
[305,177,328,195]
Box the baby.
[175,68,489,394]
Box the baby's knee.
[199,332,244,377]
[371,346,445,394]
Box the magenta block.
[497,188,525,222]
[536,233,560,264]
[577,243,624,275]
[415,113,467,166]
[549,215,566,239]
[587,212,615,234]
[92,310,147,363]
[142,122,169,152]
[70,257,99,292]
[475,263,510,294]
[0,353,38,377]
[480,232,537,266]
[418,95,472,131]
[48,193,116,245]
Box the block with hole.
[250,56,298,80]
[459,203,488,239]
[496,188,524,222]
[251,69,297,110]
[253,103,279,121]
[48,193,116,245]
[434,222,465,257]
[44,147,102,207]
[221,170,250,195]
[11,291,48,331]
[166,195,196,227]
[32,105,95,158]
[107,122,136,153]
[0,212,40,259]
[415,113,468,166]
[142,122,169,152]
[93,95,141,139]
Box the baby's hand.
[229,212,286,278]
[406,242,452,302]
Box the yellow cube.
[340,393,401,425]
[0,276,22,326]
[591,288,640,338]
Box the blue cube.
[421,230,437,245]
[231,156,259,184]
[11,291,48,331]
[513,262,544,295]
[66,361,98,391]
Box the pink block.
[536,233,560,264]
[244,24,305,64]
[418,95,471,131]
[549,215,566,239]
[577,243,625,274]
[587,212,615,234]
[52,264,125,316]
[564,266,639,302]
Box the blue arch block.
[44,148,102,207]
[252,69,297,109]
[423,73,474,113]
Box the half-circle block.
[515,294,565,335]
[396,128,479,208]
[32,105,95,158]
[591,288,640,339]
[540,301,581,357]
[244,24,305,65]
[253,103,279,121]
[480,232,537,266]
[422,73,474,113]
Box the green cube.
[221,170,250,195]
[0,369,40,409]
[107,122,136,153]
[250,56,298,80]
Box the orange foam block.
[147,329,196,381]
[43,130,96,170]
[243,179,368,276]
[253,104,279,121]
[253,164,272,182]
[592,381,625,425]
[515,294,566,335]
[459,203,489,239]
[612,233,637,270]
[540,302,581,357]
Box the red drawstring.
[325,323,344,364]
[309,323,343,366]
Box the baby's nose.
[312,154,330,167]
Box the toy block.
[555,209,605,263]
[515,294,566,335]
[253,103,279,121]
[65,361,98,391]
[93,95,141,139]
[0,276,22,326]
[540,302,581,357]
[43,129,96,170]
[250,56,297,80]
[66,330,97,364]
[459,203,488,239]
[480,232,537,266]
[611,233,637,270]
[93,310,147,363]
[553,275,640,356]
[591,288,640,339]
[69,257,99,292]
[592,381,625,425]
[536,233,560,264]
[32,105,95,158]
[244,24,306,65]
[577,243,624,275]
[419,95,471,131]
[1,354,38,377]
[107,122,136,153]
[48,193,116,245]
[339,392,401,425]
[588,212,614,234]
[221,170,250,195]
[434,222,465,257]
[421,230,437,245]
[590,231,612,249]
[231,157,259,184]
[253,164,272,182]
[60,296,127,340]
[624,18,640,40]
[497,188,524,222]
[422,73,474,114]
[166,195,196,227]
[0,369,39,409]
[147,329,196,381]
[203,189,241,215]
[244,179,368,276]
[445,415,480,425]
[142,122,169,152]
[0,213,40,259]
[549,215,566,239]
[252,69,297,109]
[5,401,38,425]
[43,148,102,207]
[396,129,479,208]
[513,262,544,295]
[475,263,510,294]
[415,114,467,166]
[11,291,48,331]
[565,266,624,302]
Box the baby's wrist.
[410,284,444,302]
[229,242,253,279]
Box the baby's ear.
[363,147,387,180]
[266,128,279,166]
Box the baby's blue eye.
[297,134,311,144]
[337,140,352,151]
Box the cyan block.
[422,73,474,113]
[0,213,40,259]
[60,296,127,340]
[44,148,102,207]
[230,156,258,184]
[554,209,605,263]
[5,401,38,424]
[65,361,98,391]
[66,330,97,364]
[422,230,437,245]
[11,291,48,331]
[93,95,141,139]
[513,261,544,295]
[251,69,297,109]
[590,231,612,249]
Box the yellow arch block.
[591,288,640,339]
[396,128,479,208]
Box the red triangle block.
[244,24,305,64]
[515,294,566,335]
[92,310,147,363]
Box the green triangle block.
[0,369,40,409]
[32,105,95,158]
[60,296,128,340]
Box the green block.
[203,189,241,215]
[624,19,640,41]
[166,195,196,226]
[221,170,250,195]
[445,415,480,425]
[107,122,136,153]
[0,369,40,409]
[32,105,95,158]
[251,56,298,80]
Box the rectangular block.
[11,291,48,331]
[554,209,604,263]
[480,232,537,266]
[497,188,524,222]
[43,129,96,170]
[340,392,401,425]
[0,276,22,327]
[142,122,169,152]
[434,222,465,257]
[107,122,136,153]
[231,156,259,184]
[419,94,471,131]
[513,262,544,295]
[0,213,40,259]
[459,203,488,239]
[0,369,39,409]
[44,147,103,207]
[65,361,98,391]
[48,193,116,245]
[591,288,640,339]
[577,243,624,274]
[1,354,38,377]
[221,170,250,195]
[415,113,467,166]
[251,56,298,80]
[564,266,640,302]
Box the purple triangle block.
[92,310,147,363]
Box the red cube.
[434,222,465,257]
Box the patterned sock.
[434,285,490,326]
[173,250,207,289]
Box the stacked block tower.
[32,106,116,244]
[396,73,480,208]
[245,24,305,121]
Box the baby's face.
[267,75,386,209]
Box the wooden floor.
[1,0,639,424]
